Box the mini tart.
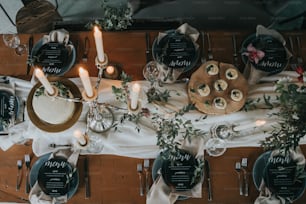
[213,97,227,109]
[197,83,210,96]
[225,68,238,80]
[230,89,243,102]
[205,63,219,75]
[214,79,228,91]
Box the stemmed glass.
[143,61,161,86]
[2,34,27,55]
[205,123,236,157]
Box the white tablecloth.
[1,71,305,158]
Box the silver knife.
[84,157,90,199]
[145,32,151,63]
[205,159,212,201]
[27,35,33,75]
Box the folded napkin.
[29,149,80,204]
[243,25,292,85]
[254,147,305,204]
[147,136,205,204]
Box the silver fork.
[201,31,207,63]
[235,162,243,196]
[137,163,144,196]
[143,159,150,194]
[296,36,304,66]
[241,158,248,196]
[24,154,30,193]
[16,160,22,191]
[207,33,213,60]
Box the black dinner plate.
[31,39,76,76]
[0,88,19,131]
[241,34,288,75]
[152,30,199,73]
[29,153,79,199]
[253,151,306,201]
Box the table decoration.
[241,25,292,85]
[253,149,306,203]
[188,60,248,115]
[26,78,83,132]
[152,23,200,83]
[30,29,76,76]
[29,150,79,203]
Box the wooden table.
[0,30,306,203]
[1,144,306,204]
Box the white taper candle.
[79,67,93,97]
[93,26,105,62]
[35,68,54,95]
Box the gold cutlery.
[235,162,243,196]
[205,159,212,201]
[82,37,89,62]
[241,158,248,196]
[207,33,213,60]
[84,156,90,199]
[296,36,303,66]
[24,154,30,193]
[137,163,144,196]
[48,143,72,148]
[143,159,150,194]
[16,160,22,191]
[201,31,207,63]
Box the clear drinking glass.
[143,61,161,86]
[2,34,27,55]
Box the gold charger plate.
[27,78,83,132]
[188,60,248,115]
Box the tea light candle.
[93,26,105,62]
[106,65,115,75]
[233,119,267,132]
[79,67,93,97]
[34,68,54,95]
[73,130,86,146]
[130,83,141,109]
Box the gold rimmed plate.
[27,78,82,132]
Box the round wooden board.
[27,78,82,132]
[188,60,248,115]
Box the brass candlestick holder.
[86,54,114,133]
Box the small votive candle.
[130,83,141,110]
[35,68,54,95]
[79,67,94,98]
[73,130,87,146]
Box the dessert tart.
[225,68,238,80]
[214,79,228,92]
[230,89,243,102]
[197,83,210,97]
[213,97,227,109]
[205,63,219,75]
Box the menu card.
[155,32,197,70]
[36,42,70,75]
[38,157,72,197]
[264,154,304,200]
[161,151,198,192]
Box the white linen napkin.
[254,147,305,204]
[146,136,205,204]
[29,149,80,204]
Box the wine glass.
[143,61,161,86]
[2,34,27,56]
[205,123,236,157]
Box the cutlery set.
[288,35,304,70]
[16,154,31,193]
[234,158,248,196]
[136,159,151,196]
